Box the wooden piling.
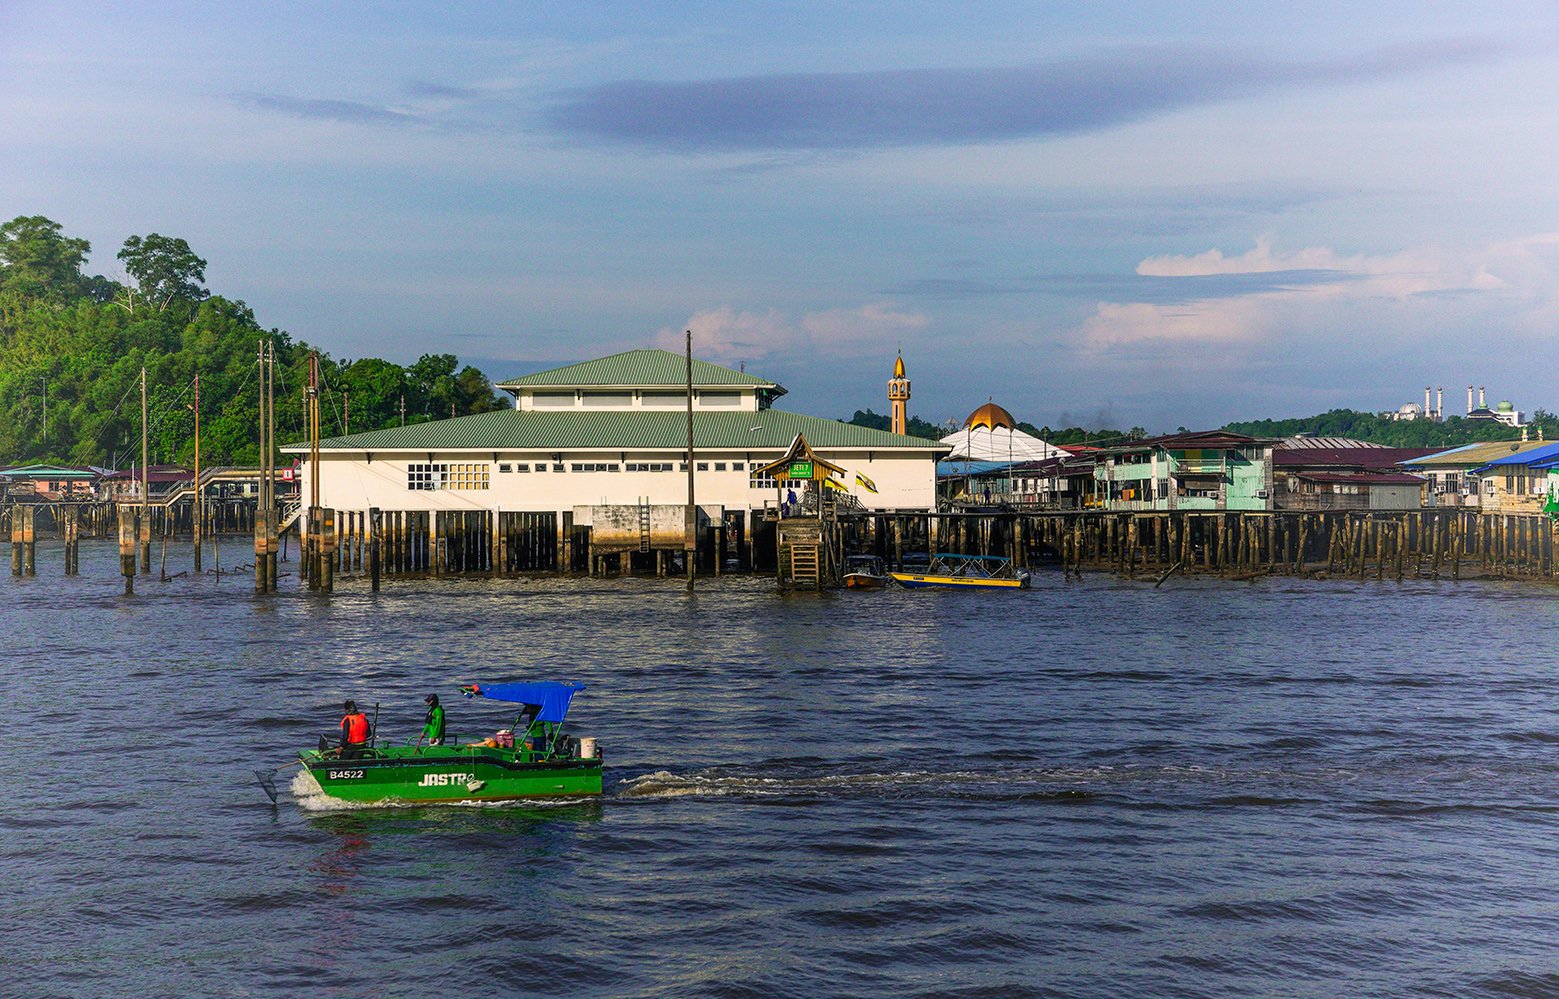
[9,506,20,576]
[21,506,36,577]
[118,506,136,594]
[369,508,381,591]
[320,508,335,592]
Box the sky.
[5,2,1559,432]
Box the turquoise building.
[1093,431,1277,512]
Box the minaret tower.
[888,352,910,435]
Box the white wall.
[514,387,761,412]
[296,447,938,515]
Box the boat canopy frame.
[928,552,1019,577]
[461,681,586,755]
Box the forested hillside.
[1225,409,1554,447]
[0,215,507,468]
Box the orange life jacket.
[341,712,369,744]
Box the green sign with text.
[788,461,814,479]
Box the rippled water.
[6,539,1559,997]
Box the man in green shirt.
[420,693,446,747]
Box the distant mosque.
[939,400,1066,462]
[1383,385,1523,427]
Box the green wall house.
[1093,431,1277,512]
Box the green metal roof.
[496,349,783,394]
[0,464,97,479]
[281,409,946,453]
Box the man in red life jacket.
[339,700,371,759]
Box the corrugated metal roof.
[496,349,782,391]
[1280,436,1387,449]
[1402,441,1551,467]
[1102,429,1276,454]
[1296,471,1426,485]
[1275,447,1438,469]
[1470,441,1559,470]
[281,409,946,453]
[0,464,98,479]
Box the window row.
[409,460,781,489]
[408,463,490,491]
[490,461,751,473]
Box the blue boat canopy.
[460,681,585,723]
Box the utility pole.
[193,373,202,572]
[40,375,46,443]
[139,367,151,573]
[343,390,349,436]
[266,341,277,589]
[399,394,406,426]
[685,329,696,592]
[307,351,322,590]
[255,343,266,592]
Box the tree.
[847,408,891,430]
[0,215,90,300]
[116,233,209,313]
[456,365,506,414]
[844,407,946,442]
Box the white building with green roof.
[281,350,946,541]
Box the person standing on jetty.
[339,700,371,758]
[420,694,446,747]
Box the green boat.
[259,681,603,805]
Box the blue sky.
[5,3,1559,430]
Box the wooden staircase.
[777,519,824,589]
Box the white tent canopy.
[940,425,1066,463]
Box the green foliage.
[0,215,507,467]
[117,233,208,312]
[0,215,92,301]
[1223,409,1550,447]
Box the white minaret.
[1436,387,1443,420]
[1468,385,1475,414]
[1425,386,1431,415]
[1480,386,1486,409]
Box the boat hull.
[890,572,1028,589]
[300,746,603,803]
[844,573,891,589]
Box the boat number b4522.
[327,770,365,780]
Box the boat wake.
[611,760,1437,806]
[615,766,1100,802]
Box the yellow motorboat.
[890,553,1031,590]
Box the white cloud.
[1081,297,1270,348]
[657,302,929,360]
[656,306,793,359]
[802,303,930,346]
[1137,236,1349,277]
[1079,233,1559,351]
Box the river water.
[5,540,1559,997]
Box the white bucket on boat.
[578,737,597,759]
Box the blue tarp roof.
[937,460,1014,478]
[1470,442,1559,474]
[462,681,584,723]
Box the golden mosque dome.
[964,401,1017,432]
[893,354,906,378]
